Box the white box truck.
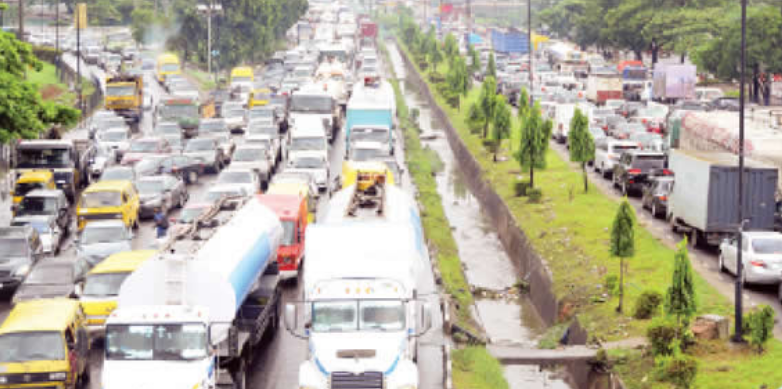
[102,197,283,389]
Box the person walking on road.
[154,207,169,239]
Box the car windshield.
[290,95,332,113]
[160,104,198,119]
[233,148,265,162]
[206,189,241,202]
[281,220,296,246]
[633,155,666,169]
[107,85,136,97]
[12,219,51,234]
[25,265,70,284]
[226,109,245,118]
[105,324,208,361]
[83,272,130,297]
[752,238,782,254]
[13,182,46,198]
[17,197,58,215]
[155,124,180,135]
[218,171,253,184]
[136,180,165,195]
[16,147,71,168]
[0,238,29,257]
[199,122,226,132]
[0,332,65,362]
[249,109,273,118]
[351,147,386,161]
[81,225,127,244]
[291,157,324,169]
[129,141,158,152]
[101,168,133,181]
[101,131,128,142]
[179,207,207,223]
[185,140,214,152]
[81,191,122,208]
[290,137,325,151]
[312,300,405,332]
[248,126,277,137]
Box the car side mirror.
[284,303,299,332]
[72,283,84,298]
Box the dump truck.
[103,196,283,389]
[668,149,779,247]
[105,74,144,132]
[156,96,215,138]
[11,139,95,201]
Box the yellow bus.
[156,53,181,83]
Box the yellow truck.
[341,160,397,191]
[156,53,181,84]
[105,74,144,132]
[79,250,156,335]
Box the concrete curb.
[443,344,453,389]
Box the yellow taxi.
[11,171,56,211]
[79,250,156,335]
[76,180,140,231]
[230,66,254,84]
[0,299,90,389]
[267,181,316,224]
[247,87,272,108]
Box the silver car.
[76,220,133,267]
[719,231,782,286]
[136,175,188,219]
[231,145,272,188]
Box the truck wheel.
[232,359,247,389]
[689,231,699,248]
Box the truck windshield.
[161,104,198,119]
[0,239,29,257]
[752,239,782,254]
[350,147,386,162]
[17,197,58,215]
[16,148,71,168]
[161,64,180,73]
[107,85,136,97]
[290,95,332,113]
[14,182,46,198]
[0,332,65,362]
[290,137,325,151]
[105,324,208,361]
[281,220,296,246]
[312,300,405,332]
[352,130,388,143]
[83,272,130,297]
[81,191,123,208]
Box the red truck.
[359,21,378,49]
[258,193,308,280]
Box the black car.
[159,154,207,184]
[642,176,675,219]
[11,260,90,304]
[613,151,669,196]
[710,97,740,111]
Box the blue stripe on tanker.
[228,233,272,309]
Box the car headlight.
[13,264,30,277]
[49,372,67,381]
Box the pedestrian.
[153,207,169,238]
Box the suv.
[642,176,674,219]
[593,138,639,178]
[11,189,71,253]
[612,151,669,196]
[0,226,44,293]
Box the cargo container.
[652,64,696,102]
[586,73,623,104]
[668,149,778,247]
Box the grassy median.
[393,36,782,389]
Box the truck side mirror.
[284,303,298,332]
[414,302,433,337]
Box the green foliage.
[647,316,679,356]
[527,187,543,203]
[443,33,459,60]
[654,345,698,389]
[467,44,481,74]
[466,102,485,134]
[744,305,775,353]
[486,52,496,78]
[514,102,552,188]
[486,97,512,161]
[517,87,530,119]
[665,239,697,327]
[604,274,619,296]
[478,76,498,138]
[633,290,663,320]
[610,199,636,258]
[446,56,470,100]
[568,108,594,193]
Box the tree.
[610,199,636,314]
[665,239,697,334]
[468,43,481,74]
[443,33,459,60]
[488,97,512,162]
[568,109,595,193]
[428,34,444,73]
[517,87,530,119]
[478,76,498,138]
[466,102,485,134]
[514,102,552,188]
[0,32,79,143]
[486,52,496,79]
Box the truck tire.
[232,359,247,389]
[689,230,700,248]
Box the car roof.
[84,180,134,192]
[0,298,81,334]
[89,250,157,274]
[82,220,127,229]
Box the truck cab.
[289,86,340,142]
[105,74,144,131]
[11,171,56,212]
[12,140,96,201]
[156,53,182,84]
[258,194,308,279]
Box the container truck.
[102,196,283,389]
[586,73,623,105]
[345,79,396,155]
[284,173,433,389]
[668,150,779,247]
[652,64,696,102]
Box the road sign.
[75,3,87,30]
[211,50,219,56]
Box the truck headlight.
[49,372,67,381]
[0,375,7,384]
[13,264,30,277]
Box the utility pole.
[18,0,24,41]
[732,0,747,343]
[55,0,59,74]
[528,0,532,103]
[207,0,212,76]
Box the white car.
[142,87,155,110]
[719,231,782,286]
[97,127,132,162]
[243,134,279,165]
[223,103,247,133]
[593,138,639,178]
[285,151,329,192]
[216,168,261,196]
[231,145,272,188]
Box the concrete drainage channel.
[385,41,583,388]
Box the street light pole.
[528,0,532,102]
[732,0,747,343]
[207,0,212,76]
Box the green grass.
[452,347,510,389]
[186,67,217,91]
[28,62,76,105]
[393,33,782,389]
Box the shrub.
[647,317,678,356]
[513,180,530,197]
[744,305,775,353]
[655,347,698,389]
[633,290,663,319]
[527,187,543,203]
[603,274,619,296]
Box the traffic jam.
[0,2,434,389]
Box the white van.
[594,138,639,178]
[288,116,329,162]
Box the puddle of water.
[505,365,574,389]
[475,299,546,345]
